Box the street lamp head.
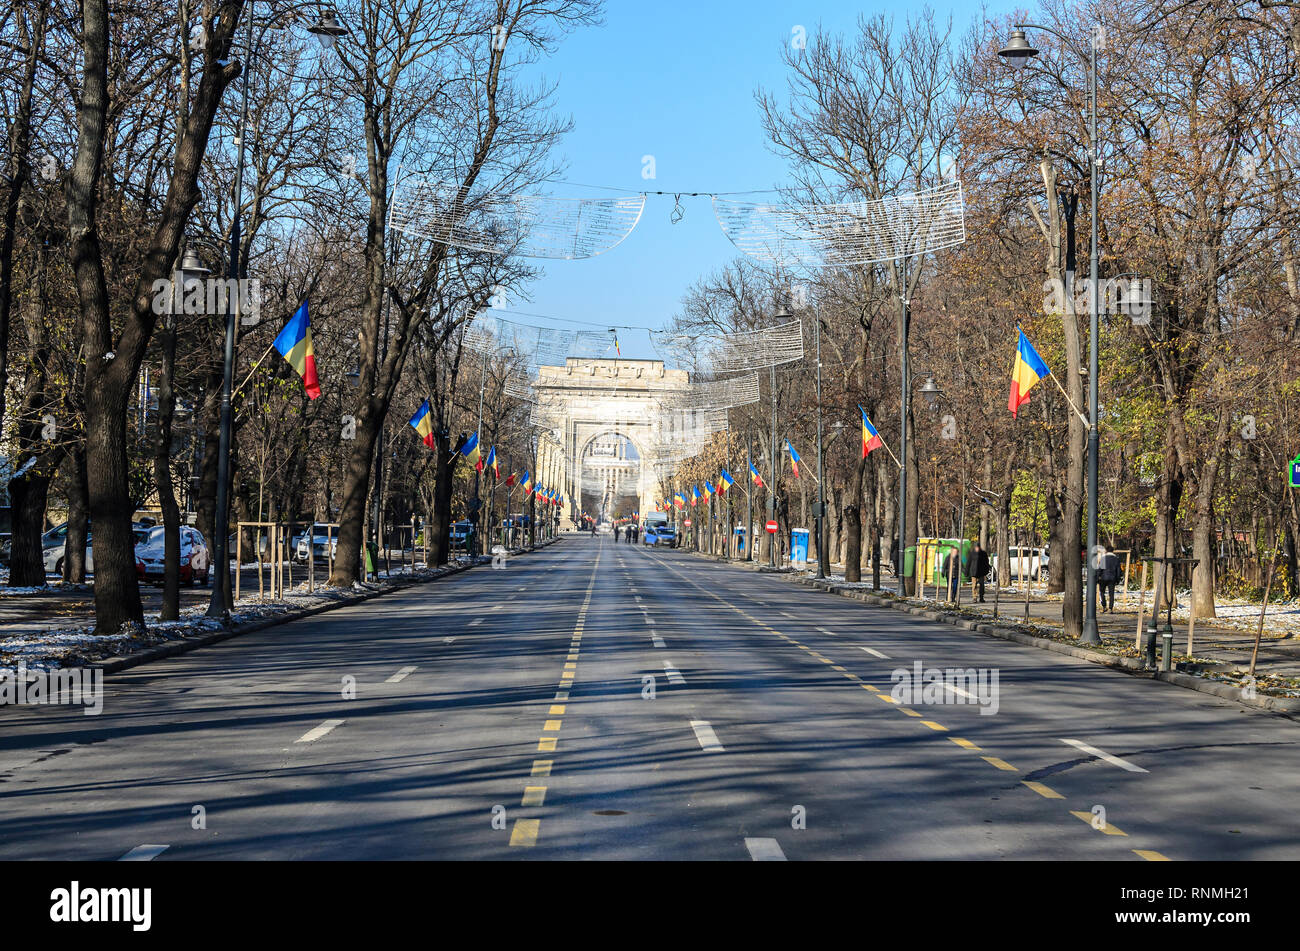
[998,28,1039,70]
[307,11,349,49]
[179,247,210,284]
[920,376,943,409]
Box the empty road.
[1,534,1297,860]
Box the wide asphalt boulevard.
[1,534,1297,861]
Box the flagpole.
[770,362,778,568]
[1047,371,1090,425]
[231,342,277,400]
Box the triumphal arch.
[532,357,714,525]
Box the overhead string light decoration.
[703,320,806,374]
[711,179,966,267]
[388,177,646,259]
[660,373,762,410]
[503,373,538,403]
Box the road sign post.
[1288,453,1300,488]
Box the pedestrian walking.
[1098,544,1121,613]
[890,537,901,577]
[972,543,991,602]
[945,546,961,602]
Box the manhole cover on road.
[593,810,627,816]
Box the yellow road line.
[1070,810,1127,835]
[548,705,566,716]
[531,760,553,777]
[509,819,540,847]
[920,720,948,731]
[537,737,557,752]
[1022,780,1063,798]
[1133,850,1170,861]
[981,756,1018,771]
[521,786,546,807]
[949,737,981,750]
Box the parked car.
[449,520,474,550]
[991,546,1049,581]
[135,525,211,585]
[294,524,339,563]
[38,521,155,576]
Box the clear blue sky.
[508,0,1011,360]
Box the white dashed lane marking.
[118,845,169,861]
[385,666,417,684]
[663,662,685,685]
[744,837,787,861]
[690,719,724,752]
[296,719,345,744]
[859,647,890,659]
[1060,738,1149,773]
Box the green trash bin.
[364,542,378,575]
[903,545,917,579]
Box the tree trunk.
[194,375,221,547]
[844,457,865,583]
[0,2,47,437]
[64,444,89,583]
[432,432,454,565]
[9,458,61,587]
[997,455,1014,586]
[154,318,181,620]
[66,0,240,632]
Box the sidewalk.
[0,540,560,672]
[679,547,1300,708]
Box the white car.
[135,525,211,585]
[295,524,340,563]
[991,546,1049,581]
[40,522,155,576]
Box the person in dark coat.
[1098,544,1121,612]
[890,537,901,577]
[971,543,991,602]
[944,546,962,602]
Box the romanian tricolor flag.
[860,406,883,458]
[786,441,802,478]
[720,469,735,493]
[486,446,498,480]
[673,494,685,509]
[521,471,532,494]
[272,300,321,400]
[1009,328,1051,418]
[749,460,764,487]
[457,431,480,468]
[691,486,701,506]
[703,481,714,500]
[505,472,516,487]
[408,399,435,449]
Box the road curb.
[83,537,563,677]
[679,548,1300,718]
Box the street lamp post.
[815,315,827,579]
[207,5,348,617]
[897,254,912,598]
[999,22,1103,644]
